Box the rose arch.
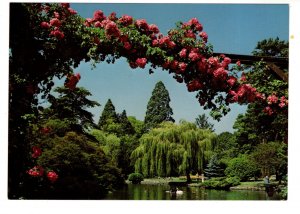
[9,3,288,198]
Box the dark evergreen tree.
[98,99,118,128]
[144,81,174,131]
[204,155,225,179]
[195,113,215,131]
[118,110,135,135]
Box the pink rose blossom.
[227,76,237,87]
[197,58,207,73]
[189,50,201,62]
[179,48,187,58]
[213,67,228,80]
[199,32,208,42]
[207,57,219,66]
[54,12,60,19]
[93,10,106,21]
[50,29,65,40]
[179,62,187,73]
[222,57,231,67]
[264,106,274,115]
[105,21,120,37]
[119,15,133,26]
[136,58,147,68]
[49,18,61,27]
[152,39,159,46]
[94,21,102,28]
[267,94,279,105]
[185,30,196,39]
[149,24,159,34]
[27,166,44,177]
[40,21,50,29]
[135,19,149,31]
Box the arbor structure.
[131,121,216,182]
[144,81,175,131]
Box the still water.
[105,184,280,200]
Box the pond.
[105,183,280,200]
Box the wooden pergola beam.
[213,52,288,82]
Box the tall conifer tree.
[98,99,118,128]
[144,81,174,131]
[118,110,135,135]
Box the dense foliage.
[195,113,214,131]
[224,155,260,181]
[128,173,144,184]
[131,121,216,182]
[200,177,240,190]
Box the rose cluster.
[263,94,288,115]
[40,3,77,40]
[27,166,59,183]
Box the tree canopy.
[131,121,216,182]
[144,81,175,131]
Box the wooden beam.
[213,52,288,68]
[266,62,288,82]
[213,52,288,82]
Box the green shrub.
[201,176,240,190]
[225,176,240,186]
[278,186,287,200]
[128,173,144,184]
[225,155,260,181]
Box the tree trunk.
[186,170,192,183]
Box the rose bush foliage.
[24,3,283,121]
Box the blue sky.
[66,3,289,134]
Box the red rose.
[32,146,42,158]
[179,48,187,58]
[119,15,133,26]
[50,29,65,40]
[49,18,62,27]
[135,19,149,31]
[124,42,132,50]
[227,76,237,87]
[54,12,60,19]
[40,21,50,29]
[47,171,58,182]
[199,32,208,42]
[93,10,105,21]
[136,58,147,68]
[179,62,187,73]
[27,166,44,177]
[149,24,159,34]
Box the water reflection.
[105,184,280,200]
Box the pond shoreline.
[127,178,275,192]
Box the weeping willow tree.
[131,121,216,182]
